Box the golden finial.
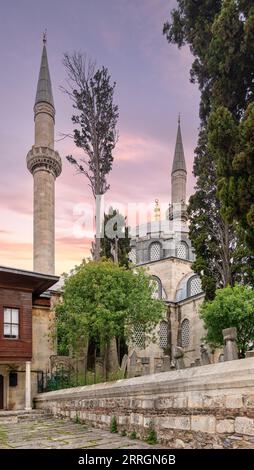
[154,198,161,221]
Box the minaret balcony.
[26,145,62,178]
[168,202,188,222]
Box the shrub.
[110,416,118,433]
[146,424,157,445]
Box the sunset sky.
[0,0,200,275]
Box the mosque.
[128,118,206,376]
[0,37,207,409]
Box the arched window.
[151,276,162,299]
[176,241,188,260]
[188,275,202,297]
[133,325,145,349]
[181,319,190,348]
[159,321,168,349]
[149,242,161,261]
[129,248,137,264]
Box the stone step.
[0,409,51,424]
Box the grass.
[0,426,8,446]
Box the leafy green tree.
[63,53,119,260]
[208,103,254,250]
[55,259,164,376]
[164,1,254,296]
[99,208,131,267]
[200,284,254,356]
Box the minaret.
[26,34,62,274]
[169,115,187,221]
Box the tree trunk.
[94,236,101,261]
[94,194,102,260]
[107,337,119,375]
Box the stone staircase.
[0,409,51,424]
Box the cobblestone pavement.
[0,412,163,449]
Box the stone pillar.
[25,361,32,411]
[173,346,185,370]
[200,344,211,365]
[162,355,171,372]
[223,328,238,361]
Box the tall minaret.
[169,116,187,220]
[26,34,62,274]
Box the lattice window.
[159,321,168,349]
[188,275,202,297]
[176,242,188,260]
[149,242,161,261]
[129,248,137,264]
[181,319,190,348]
[133,325,145,349]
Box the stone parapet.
[35,357,254,448]
[26,145,62,178]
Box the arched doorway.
[0,375,3,409]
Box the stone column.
[200,344,211,365]
[173,346,185,370]
[223,328,238,361]
[25,361,32,411]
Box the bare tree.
[63,52,119,260]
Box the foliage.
[55,259,164,360]
[99,208,131,267]
[200,284,254,355]
[74,413,81,424]
[146,423,157,445]
[63,53,119,259]
[164,1,254,120]
[164,1,254,296]
[163,0,221,122]
[110,416,118,434]
[208,103,254,249]
[130,431,137,440]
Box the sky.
[0,0,200,275]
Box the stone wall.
[35,357,254,448]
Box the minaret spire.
[35,32,54,109]
[169,116,187,221]
[172,115,186,176]
[26,38,62,274]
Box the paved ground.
[0,412,162,449]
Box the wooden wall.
[0,288,32,361]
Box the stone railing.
[35,357,254,448]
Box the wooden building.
[0,266,58,410]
